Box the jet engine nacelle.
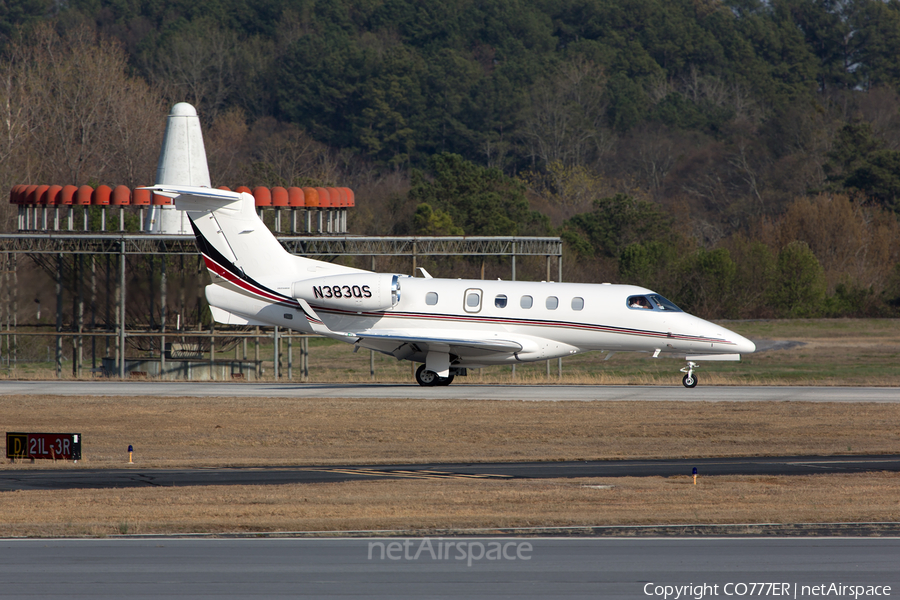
[292,273,401,311]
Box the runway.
[4,455,900,491]
[2,380,899,401]
[1,538,898,599]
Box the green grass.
[4,319,900,385]
[285,318,900,385]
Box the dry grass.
[3,473,899,537]
[3,396,900,468]
[4,390,900,536]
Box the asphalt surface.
[4,454,900,491]
[2,380,900,401]
[1,538,898,599]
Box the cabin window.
[425,292,438,305]
[572,297,584,311]
[464,288,483,313]
[520,295,533,309]
[495,294,508,308]
[546,296,559,310]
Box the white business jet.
[144,103,755,387]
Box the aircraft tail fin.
[145,103,363,315]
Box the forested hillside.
[3,0,900,319]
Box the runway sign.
[6,432,82,461]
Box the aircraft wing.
[349,329,525,359]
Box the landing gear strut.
[680,361,699,388]
[415,364,454,387]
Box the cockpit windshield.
[626,294,683,312]
[649,295,682,311]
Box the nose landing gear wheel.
[415,364,439,387]
[680,361,699,388]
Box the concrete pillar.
[55,254,62,378]
[273,326,279,380]
[161,254,167,375]
[255,326,261,379]
[302,336,309,380]
[210,323,215,380]
[118,240,126,379]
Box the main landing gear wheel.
[415,364,455,386]
[415,364,439,386]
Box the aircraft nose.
[732,334,756,354]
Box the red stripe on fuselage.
[201,254,323,324]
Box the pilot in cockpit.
[629,296,652,309]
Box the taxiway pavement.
[4,455,900,491]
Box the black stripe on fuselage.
[187,217,325,323]
[188,217,293,302]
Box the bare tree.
[0,32,38,228]
[6,23,166,187]
[520,57,611,168]
[205,107,250,186]
[103,79,167,188]
[25,23,127,183]
[144,18,238,125]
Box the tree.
[408,153,547,236]
[759,194,900,293]
[0,0,52,40]
[678,247,737,318]
[521,160,610,226]
[822,123,900,210]
[354,44,427,167]
[786,0,855,93]
[519,57,609,168]
[142,18,239,125]
[561,193,673,259]
[618,241,677,289]
[842,150,900,211]
[413,203,463,236]
[8,22,165,187]
[850,0,900,92]
[726,234,777,317]
[768,240,826,317]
